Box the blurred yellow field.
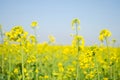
[0,20,120,80]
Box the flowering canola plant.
[0,20,120,80]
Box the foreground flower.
[5,25,28,42]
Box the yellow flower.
[5,25,27,42]
[72,18,80,26]
[67,66,75,72]
[100,29,111,37]
[31,21,38,27]
[52,72,59,76]
[44,75,49,79]
[63,48,69,55]
[27,59,31,63]
[72,35,85,47]
[58,62,64,72]
[48,35,55,43]
[103,77,108,80]
[59,67,64,72]
[29,35,37,43]
[99,35,104,42]
[99,29,112,42]
[35,69,39,73]
[5,32,10,37]
[89,74,94,79]
[14,68,19,74]
[24,68,27,73]
[71,18,80,30]
[58,62,63,67]
[31,56,36,62]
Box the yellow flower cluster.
[99,29,111,42]
[0,20,119,80]
[71,18,80,30]
[31,21,38,27]
[29,35,37,43]
[72,35,85,50]
[14,68,19,74]
[27,56,36,63]
[58,62,64,72]
[5,26,28,42]
[48,35,55,43]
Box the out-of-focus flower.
[31,21,38,27]
[103,77,108,80]
[44,75,49,79]
[5,25,28,42]
[72,35,85,49]
[48,35,55,43]
[24,68,27,73]
[99,35,104,42]
[71,18,80,30]
[29,35,37,43]
[99,29,111,42]
[14,68,19,74]
[100,29,111,37]
[58,62,64,72]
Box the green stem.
[33,28,38,80]
[8,50,11,80]
[75,23,80,80]
[105,37,112,79]
[0,25,4,79]
[1,44,4,79]
[0,27,4,79]
[76,64,79,80]
[0,26,4,44]
[95,56,100,80]
[21,45,24,80]
[113,63,116,80]
[7,42,11,80]
[105,37,110,59]
[75,23,78,36]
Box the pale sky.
[0,0,120,45]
